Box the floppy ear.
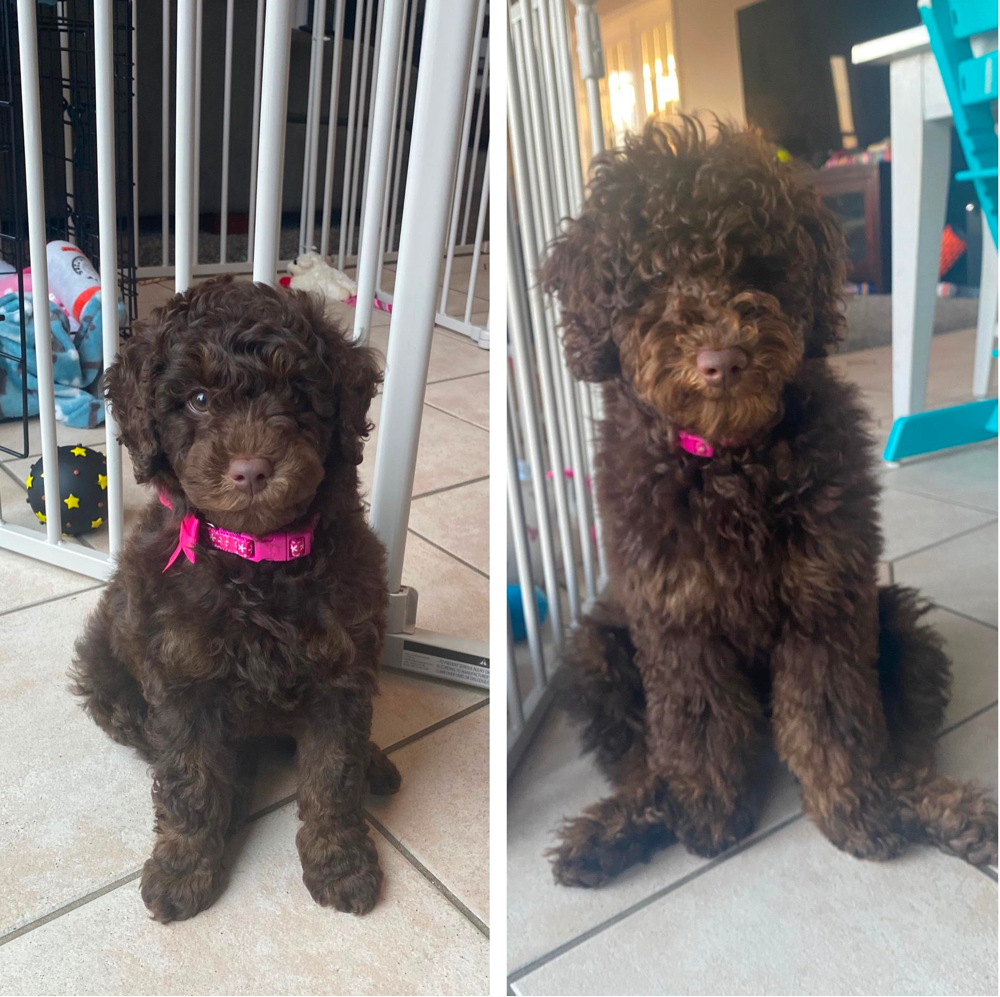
[335,342,382,466]
[103,320,165,484]
[796,193,847,357]
[542,209,621,382]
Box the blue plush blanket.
[0,290,124,429]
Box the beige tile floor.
[509,327,998,996]
[0,257,490,995]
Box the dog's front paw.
[140,857,219,923]
[297,822,383,914]
[816,802,908,862]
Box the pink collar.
[159,493,318,572]
[677,429,715,458]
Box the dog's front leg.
[550,632,763,886]
[771,592,906,860]
[294,694,383,914]
[140,697,235,922]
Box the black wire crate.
[0,0,137,460]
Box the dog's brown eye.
[651,271,667,285]
[188,390,210,413]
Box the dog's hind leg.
[366,741,401,795]
[877,585,997,865]
[70,596,152,760]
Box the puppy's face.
[545,119,846,443]
[106,277,380,535]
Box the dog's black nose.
[696,347,748,387]
[229,457,273,496]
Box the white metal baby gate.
[0,0,489,687]
[507,0,608,771]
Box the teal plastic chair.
[883,0,999,461]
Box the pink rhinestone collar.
[159,493,318,572]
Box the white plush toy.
[285,253,358,302]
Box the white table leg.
[890,57,952,418]
[973,213,998,398]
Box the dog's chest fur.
[597,363,880,644]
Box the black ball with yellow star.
[25,444,109,536]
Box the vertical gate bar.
[507,614,525,732]
[463,140,489,321]
[536,5,595,599]
[573,0,605,158]
[15,0,61,545]
[369,0,478,595]
[511,16,571,474]
[517,4,590,612]
[534,0,571,229]
[375,0,409,287]
[131,1,139,264]
[58,2,74,239]
[550,0,584,211]
[174,0,196,291]
[247,0,266,261]
[439,0,486,315]
[571,0,609,582]
[219,0,235,263]
[386,0,417,260]
[319,0,346,260]
[353,0,405,346]
[191,0,203,267]
[508,51,581,620]
[252,0,293,284]
[299,0,327,254]
[506,189,564,640]
[94,0,124,558]
[161,0,171,266]
[353,0,385,260]
[304,0,330,252]
[507,417,548,689]
[460,44,489,246]
[337,0,365,267]
[345,0,376,259]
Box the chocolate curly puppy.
[71,276,400,922]
[542,119,997,887]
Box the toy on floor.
[279,253,393,313]
[25,443,108,535]
[0,241,125,429]
[507,584,549,642]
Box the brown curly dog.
[542,118,997,887]
[71,276,400,922]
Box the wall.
[672,0,759,125]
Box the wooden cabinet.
[805,162,891,292]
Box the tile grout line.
[938,698,998,738]
[0,583,105,618]
[882,481,998,517]
[507,812,805,985]
[0,699,489,949]
[364,810,489,940]
[889,518,999,566]
[380,696,489,755]
[425,370,491,387]
[423,399,488,433]
[924,600,998,632]
[411,474,490,502]
[407,527,489,580]
[509,694,999,984]
[0,868,143,950]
